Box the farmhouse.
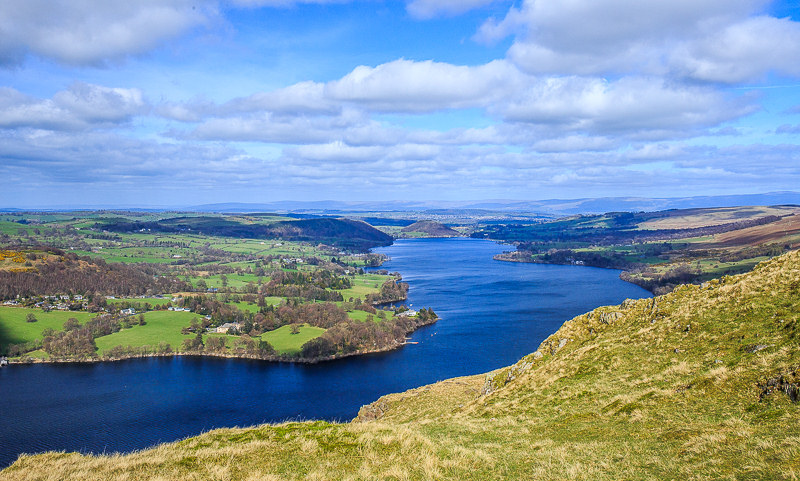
[214,322,241,334]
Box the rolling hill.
[399,220,461,238]
[98,216,393,251]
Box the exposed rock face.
[759,371,799,403]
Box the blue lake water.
[0,238,651,468]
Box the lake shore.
[4,316,439,366]
[493,251,657,293]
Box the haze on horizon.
[1,0,800,209]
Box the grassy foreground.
[3,251,800,480]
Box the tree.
[205,336,226,352]
[26,313,37,323]
[300,336,336,359]
[290,323,301,335]
[257,340,275,356]
[63,317,80,331]
[182,331,205,351]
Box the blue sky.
[1,0,799,208]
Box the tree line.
[0,249,190,300]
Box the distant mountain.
[6,192,799,216]
[187,192,800,216]
[489,192,800,215]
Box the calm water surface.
[0,238,650,467]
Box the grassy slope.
[637,205,800,230]
[0,307,96,351]
[4,251,800,480]
[261,324,326,355]
[94,311,198,354]
[338,274,388,300]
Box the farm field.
[261,324,326,355]
[94,311,199,355]
[338,274,390,300]
[0,306,97,352]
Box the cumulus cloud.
[0,0,211,66]
[157,82,337,122]
[670,16,800,83]
[500,76,755,137]
[486,0,800,83]
[531,135,618,153]
[324,59,523,112]
[0,83,146,131]
[162,58,760,148]
[222,82,338,116]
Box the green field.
[0,221,32,235]
[0,307,97,351]
[93,311,325,356]
[230,297,283,313]
[345,309,395,323]
[338,273,391,300]
[260,324,326,355]
[94,311,199,354]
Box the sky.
[1,0,800,208]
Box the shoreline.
[492,251,657,293]
[3,316,438,367]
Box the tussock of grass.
[4,251,800,480]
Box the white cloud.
[222,82,338,115]
[184,107,369,144]
[0,83,146,131]
[487,0,800,84]
[670,16,800,83]
[531,135,618,153]
[500,76,754,137]
[324,59,523,112]
[0,0,211,66]
[157,82,337,122]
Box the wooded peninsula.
[0,212,437,364]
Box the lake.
[0,238,651,467]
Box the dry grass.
[637,206,800,230]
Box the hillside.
[486,205,800,293]
[99,216,393,251]
[399,220,461,238]
[3,251,799,480]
